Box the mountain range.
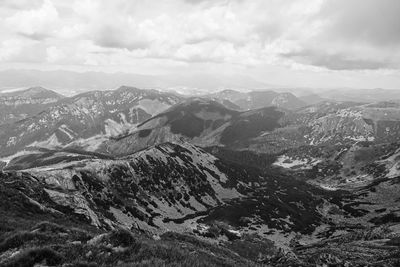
[0,69,272,95]
[1,85,400,266]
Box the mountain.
[0,69,272,95]
[96,98,400,157]
[206,89,307,110]
[302,101,400,145]
[0,87,64,125]
[0,86,183,157]
[0,142,341,248]
[101,98,284,156]
[298,93,326,104]
[2,86,400,266]
[0,142,328,233]
[242,100,400,155]
[1,142,400,266]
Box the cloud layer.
[0,0,399,88]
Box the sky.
[0,0,400,89]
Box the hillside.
[0,86,182,157]
[206,89,307,110]
[1,141,400,266]
[0,87,64,125]
[101,98,284,155]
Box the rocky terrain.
[1,141,400,266]
[1,86,400,266]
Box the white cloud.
[46,46,65,63]
[5,0,59,39]
[0,39,24,61]
[0,0,399,88]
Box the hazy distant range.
[0,69,399,103]
[0,69,276,96]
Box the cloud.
[5,0,59,39]
[18,32,50,41]
[282,49,393,70]
[0,39,24,61]
[317,0,400,47]
[0,0,399,89]
[46,46,65,63]
[0,0,43,10]
[93,24,151,50]
[278,0,400,70]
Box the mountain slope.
[102,98,284,155]
[2,141,400,266]
[244,100,400,154]
[0,142,332,236]
[0,87,64,125]
[206,90,307,110]
[0,86,183,157]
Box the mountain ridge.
[0,86,64,125]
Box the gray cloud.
[94,25,150,51]
[278,0,400,70]
[0,0,399,89]
[282,49,393,70]
[183,0,235,4]
[18,32,49,41]
[317,0,400,47]
[1,0,43,10]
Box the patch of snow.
[318,184,338,191]
[28,133,61,148]
[273,155,321,170]
[66,135,107,151]
[58,124,75,140]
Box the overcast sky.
[0,0,400,89]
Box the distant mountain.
[223,100,400,153]
[298,93,326,105]
[0,86,182,157]
[300,101,400,144]
[102,98,284,155]
[0,86,63,98]
[205,89,307,110]
[56,98,400,156]
[0,86,64,125]
[0,69,272,95]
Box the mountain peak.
[116,85,142,92]
[26,86,48,92]
[1,86,64,99]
